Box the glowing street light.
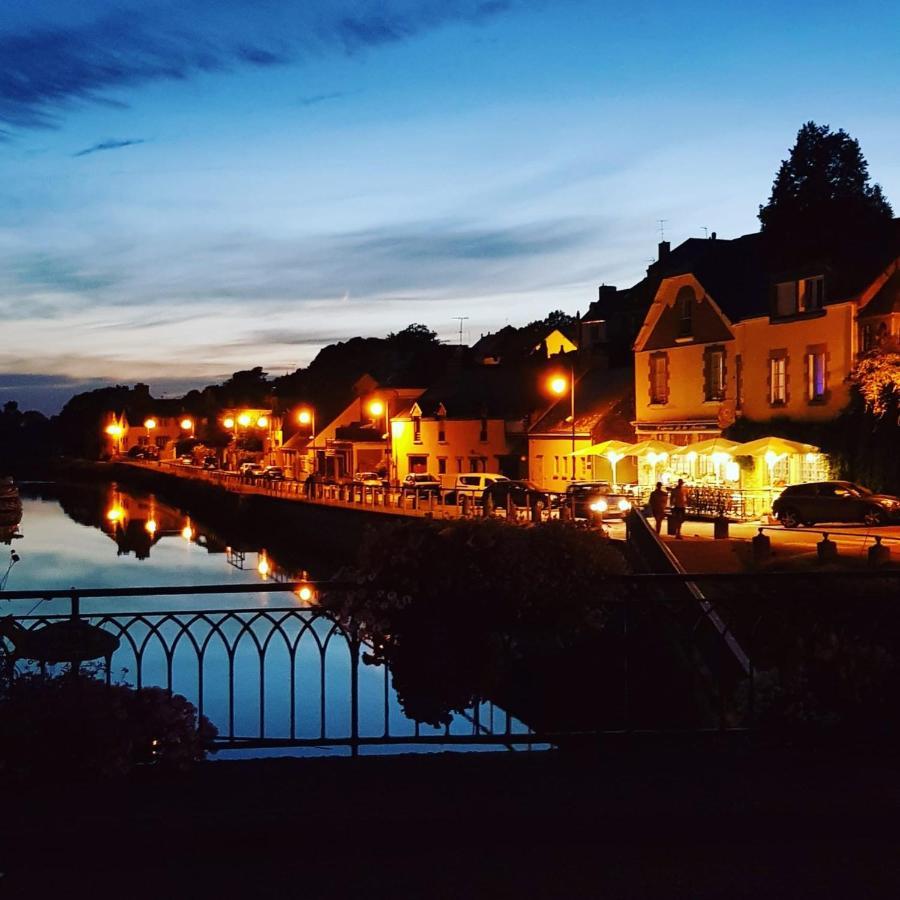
[297,408,317,475]
[256,415,268,428]
[105,422,124,455]
[368,398,392,483]
[237,412,251,428]
[547,366,576,456]
[223,416,235,430]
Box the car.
[177,455,194,465]
[402,473,442,497]
[262,466,286,481]
[202,455,218,470]
[240,462,264,477]
[564,481,633,522]
[444,473,509,504]
[482,479,549,515]
[772,481,900,528]
[353,472,385,487]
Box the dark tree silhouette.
[759,122,893,244]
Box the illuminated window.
[770,356,787,405]
[775,276,824,316]
[807,351,827,401]
[437,416,446,443]
[413,416,421,443]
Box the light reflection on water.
[2,482,531,756]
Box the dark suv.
[482,480,548,515]
[772,481,900,527]
[402,473,441,497]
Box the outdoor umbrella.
[567,439,635,487]
[628,439,678,457]
[730,436,818,457]
[671,437,740,457]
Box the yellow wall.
[634,273,858,435]
[391,417,512,480]
[527,437,638,489]
[541,329,578,356]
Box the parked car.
[482,480,548,515]
[177,455,194,466]
[262,466,285,481]
[773,481,900,528]
[240,462,264,477]
[353,472,385,487]
[402,473,442,497]
[564,481,633,522]
[202,455,218,470]
[444,473,509,504]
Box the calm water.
[1,482,527,757]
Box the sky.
[2,0,900,413]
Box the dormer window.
[775,276,824,317]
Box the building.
[632,227,900,488]
[390,367,540,482]
[471,321,578,366]
[527,367,635,490]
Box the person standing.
[670,478,687,539]
[649,481,668,535]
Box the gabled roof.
[471,322,577,362]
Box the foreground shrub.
[0,670,218,780]
[325,519,628,726]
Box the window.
[676,287,693,338]
[649,353,669,404]
[413,416,421,443]
[807,351,827,402]
[735,354,744,410]
[770,356,787,405]
[704,347,725,401]
[775,276,824,317]
[861,323,874,353]
[479,417,488,442]
[437,417,446,443]
[437,457,447,475]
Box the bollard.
[752,528,772,563]
[817,532,838,563]
[713,514,729,540]
[869,536,891,568]
[531,498,544,524]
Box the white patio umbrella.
[567,439,635,487]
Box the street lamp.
[548,365,576,458]
[368,398,392,484]
[144,417,156,454]
[297,408,317,475]
[180,417,194,438]
[104,423,124,455]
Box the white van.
[448,473,509,501]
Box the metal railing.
[4,572,900,752]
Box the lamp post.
[144,418,156,456]
[180,417,194,439]
[368,398,392,485]
[104,423,124,456]
[549,364,576,475]
[298,408,316,475]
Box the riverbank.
[3,743,900,898]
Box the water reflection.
[14,481,320,592]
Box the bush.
[325,519,628,726]
[0,670,218,780]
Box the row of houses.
[104,224,900,493]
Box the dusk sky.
[2,0,899,413]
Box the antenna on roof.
[657,219,668,241]
[701,226,709,239]
[453,316,469,346]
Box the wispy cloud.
[0,2,535,133]
[72,138,147,158]
[298,91,352,107]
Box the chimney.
[597,284,617,300]
[710,232,717,241]
[658,240,670,260]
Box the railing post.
[70,588,80,620]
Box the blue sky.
[2,0,900,412]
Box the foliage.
[851,339,900,417]
[324,519,628,726]
[0,669,217,780]
[759,121,893,242]
[0,401,53,476]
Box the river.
[2,481,531,757]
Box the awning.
[628,439,678,457]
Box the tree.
[852,338,900,418]
[759,122,893,243]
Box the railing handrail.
[3,569,900,603]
